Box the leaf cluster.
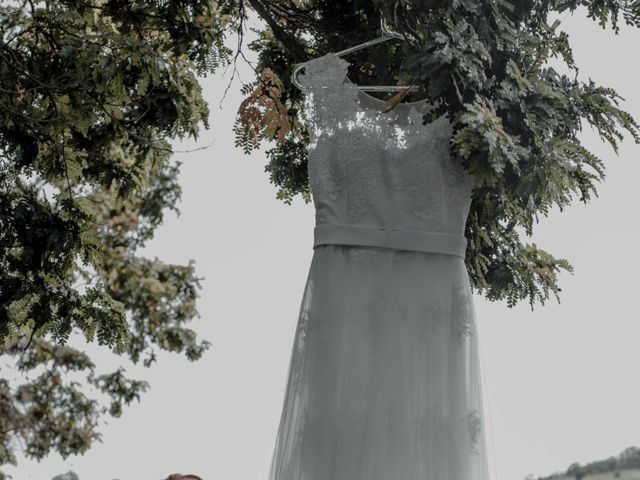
[228,0,639,308]
[0,0,231,475]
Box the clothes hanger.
[291,17,420,100]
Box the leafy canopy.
[1,0,639,477]
[0,0,230,476]
[231,0,639,308]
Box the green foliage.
[538,445,640,479]
[556,0,640,32]
[0,0,233,476]
[228,0,639,309]
[2,0,639,476]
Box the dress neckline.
[327,53,431,113]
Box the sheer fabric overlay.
[268,53,491,480]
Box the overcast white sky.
[6,8,640,480]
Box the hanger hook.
[380,17,403,40]
[292,63,305,89]
[290,16,405,89]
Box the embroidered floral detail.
[309,148,343,199]
[298,53,353,141]
[346,153,384,222]
[387,148,443,228]
[450,283,474,347]
[300,52,473,231]
[466,409,482,456]
[428,282,474,343]
[295,272,315,342]
[308,147,343,225]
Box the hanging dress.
[267,52,492,480]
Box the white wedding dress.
[267,52,492,480]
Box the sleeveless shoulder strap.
[298,53,356,143]
[297,53,350,92]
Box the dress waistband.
[313,223,467,258]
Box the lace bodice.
[298,53,473,252]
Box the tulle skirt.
[268,244,491,480]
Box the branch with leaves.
[230,0,639,308]
[0,1,230,476]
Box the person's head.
[163,475,203,480]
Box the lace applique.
[309,147,343,200]
[297,277,313,344]
[346,153,383,222]
[387,144,443,228]
[466,408,483,456]
[308,148,343,223]
[450,283,474,347]
[428,282,474,346]
[298,54,354,145]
